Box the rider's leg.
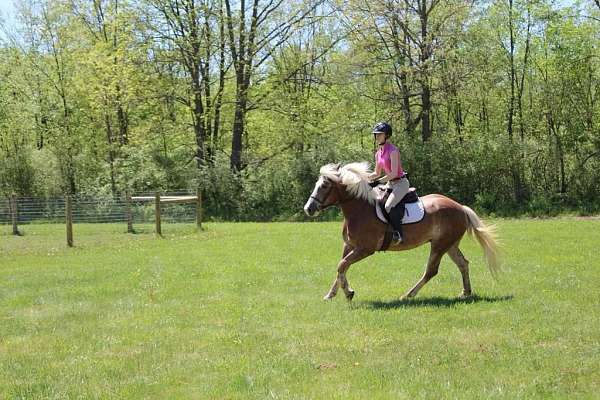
[385,178,410,242]
[389,205,405,241]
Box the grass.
[1,219,599,399]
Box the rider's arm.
[369,160,383,180]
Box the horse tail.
[462,205,501,279]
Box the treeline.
[0,0,599,220]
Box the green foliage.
[0,149,35,196]
[1,0,599,218]
[0,51,36,196]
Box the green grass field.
[1,219,599,399]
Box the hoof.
[345,290,355,301]
[323,293,336,301]
[458,292,473,300]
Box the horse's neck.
[339,197,374,222]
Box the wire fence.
[0,190,199,226]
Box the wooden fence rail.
[66,195,73,247]
[4,190,203,246]
[10,193,20,236]
[125,191,134,234]
[154,192,162,236]
[129,191,202,235]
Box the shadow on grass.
[359,294,514,310]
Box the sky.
[0,0,19,42]
[0,0,581,19]
[0,0,16,35]
[0,0,583,36]
[0,0,15,20]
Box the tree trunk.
[401,73,415,136]
[225,0,257,172]
[455,98,463,142]
[105,115,117,195]
[421,84,432,142]
[506,0,527,202]
[419,0,432,142]
[211,4,227,163]
[116,88,128,145]
[507,0,515,143]
[194,82,206,168]
[555,127,567,194]
[230,83,248,171]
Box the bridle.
[310,194,325,207]
[310,183,331,209]
[310,177,353,210]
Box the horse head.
[304,162,375,217]
[304,165,343,216]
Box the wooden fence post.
[196,188,202,230]
[125,191,134,233]
[10,193,20,236]
[66,195,73,247]
[155,192,162,236]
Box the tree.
[0,49,36,196]
[224,0,325,171]
[13,1,84,194]
[142,0,228,168]
[69,0,138,194]
[344,0,472,142]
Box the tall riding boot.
[388,203,405,244]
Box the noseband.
[310,191,329,208]
[310,179,352,209]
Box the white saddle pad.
[376,199,425,225]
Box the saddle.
[374,186,425,251]
[377,187,418,219]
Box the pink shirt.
[376,142,404,177]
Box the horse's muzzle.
[304,199,320,217]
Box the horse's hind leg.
[447,244,472,298]
[401,244,447,299]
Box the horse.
[303,162,500,301]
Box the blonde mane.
[319,162,377,205]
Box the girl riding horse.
[368,122,409,244]
[304,162,499,301]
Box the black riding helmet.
[372,122,392,138]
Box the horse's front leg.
[324,243,352,300]
[324,244,373,301]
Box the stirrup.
[392,231,402,244]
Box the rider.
[368,122,409,244]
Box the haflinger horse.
[303,162,500,301]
